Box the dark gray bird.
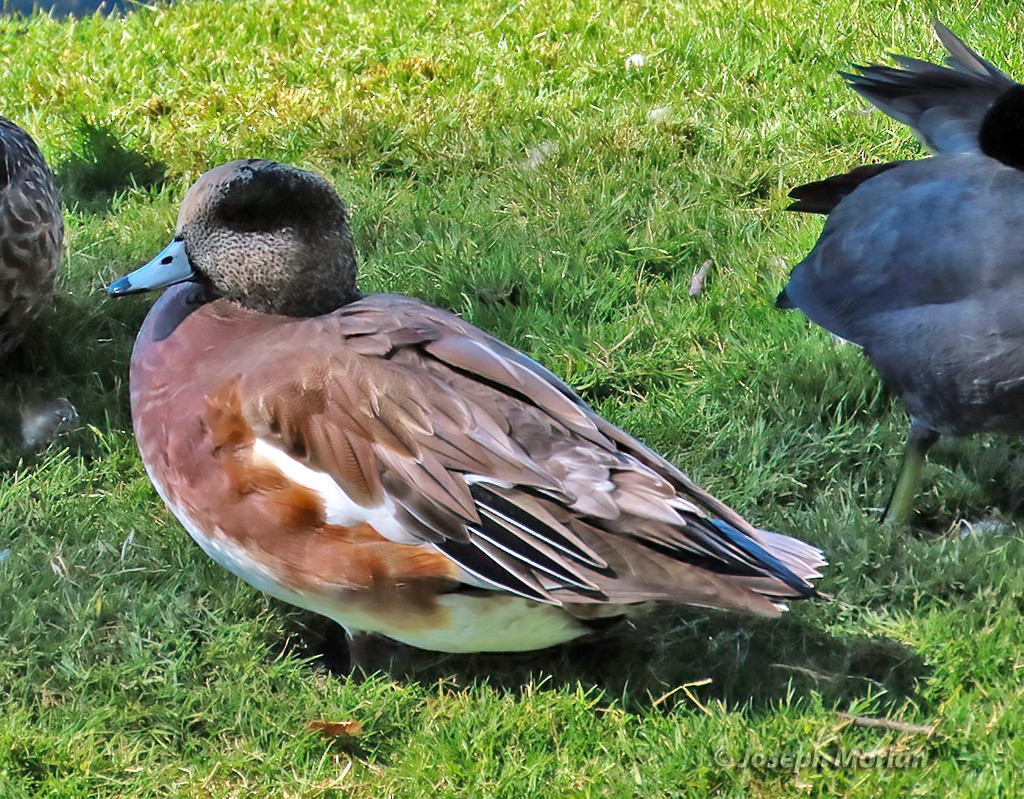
[779,22,1024,523]
[0,116,62,361]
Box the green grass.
[2,0,1024,795]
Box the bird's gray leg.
[881,425,940,524]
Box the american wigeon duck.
[0,117,62,361]
[110,160,824,654]
[780,22,1024,523]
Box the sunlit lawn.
[2,1,1023,795]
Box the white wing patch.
[250,437,415,543]
[146,460,588,652]
[250,437,493,590]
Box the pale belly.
[148,465,589,653]
[193,523,588,652]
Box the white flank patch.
[250,440,499,592]
[250,438,416,543]
[150,463,586,652]
[145,440,593,652]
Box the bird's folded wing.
[223,294,823,609]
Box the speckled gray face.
[109,159,360,318]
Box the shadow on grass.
[748,341,1024,531]
[283,607,928,716]
[909,437,1024,530]
[55,122,166,214]
[0,290,143,466]
[0,119,160,460]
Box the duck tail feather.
[709,520,825,599]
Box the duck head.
[109,160,360,316]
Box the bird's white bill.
[108,238,195,296]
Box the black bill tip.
[107,275,144,298]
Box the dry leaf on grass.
[307,720,364,738]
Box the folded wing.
[227,295,824,615]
